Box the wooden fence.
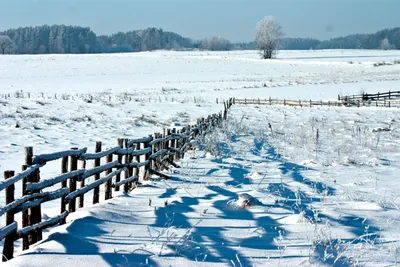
[234,97,400,108]
[0,98,234,262]
[338,90,400,102]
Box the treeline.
[0,25,197,54]
[0,24,399,54]
[315,28,400,49]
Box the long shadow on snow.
[151,195,252,265]
[24,214,157,266]
[258,139,381,265]
[266,146,336,195]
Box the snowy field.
[1,49,400,266]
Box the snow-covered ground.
[1,50,400,266]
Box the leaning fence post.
[2,170,16,262]
[93,141,102,204]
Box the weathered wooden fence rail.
[234,96,400,108]
[0,98,234,262]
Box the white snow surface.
[1,49,400,266]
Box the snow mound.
[248,170,262,179]
[279,212,309,225]
[227,193,260,209]
[299,159,316,166]
[351,202,383,211]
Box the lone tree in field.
[0,35,12,54]
[255,17,283,59]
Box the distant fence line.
[234,95,400,108]
[0,98,234,262]
[338,90,400,102]
[0,91,213,104]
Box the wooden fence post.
[115,138,124,192]
[105,152,113,201]
[26,147,42,244]
[123,140,130,193]
[78,158,86,209]
[60,156,68,225]
[133,141,140,188]
[171,128,177,162]
[124,139,134,190]
[21,164,30,250]
[2,171,16,262]
[68,148,78,213]
[93,141,102,204]
[143,135,152,180]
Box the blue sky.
[1,0,399,42]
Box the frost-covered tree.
[200,36,231,51]
[254,16,284,59]
[379,38,394,50]
[0,35,12,54]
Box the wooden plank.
[0,164,42,192]
[16,211,69,239]
[127,136,153,146]
[113,175,138,188]
[115,147,151,156]
[0,222,17,241]
[79,146,120,160]
[80,161,118,180]
[13,188,69,214]
[149,169,170,180]
[65,169,124,203]
[33,148,87,164]
[26,169,85,191]
[0,188,66,217]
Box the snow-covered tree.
[200,36,231,51]
[254,16,284,59]
[0,35,12,54]
[379,38,394,50]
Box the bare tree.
[254,16,284,59]
[0,35,12,54]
